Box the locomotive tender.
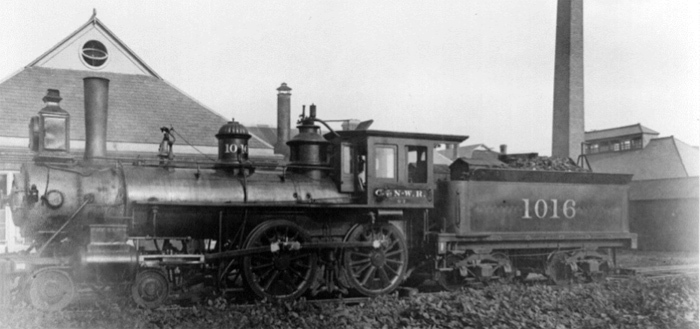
[0,77,636,311]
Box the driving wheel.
[243,220,317,300]
[343,223,407,296]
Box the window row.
[342,144,428,184]
[583,138,643,154]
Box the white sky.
[1,0,698,155]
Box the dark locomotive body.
[0,77,636,310]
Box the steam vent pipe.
[275,83,292,158]
[83,77,109,162]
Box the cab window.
[406,145,428,183]
[375,145,396,179]
[342,144,352,174]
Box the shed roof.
[585,123,659,142]
[0,67,270,149]
[587,136,699,180]
[247,125,277,148]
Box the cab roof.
[326,129,468,144]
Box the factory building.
[584,124,699,251]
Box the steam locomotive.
[0,77,636,311]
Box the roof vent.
[81,40,108,68]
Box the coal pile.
[499,153,589,172]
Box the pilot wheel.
[28,268,75,312]
[131,269,169,309]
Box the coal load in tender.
[498,153,589,172]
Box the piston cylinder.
[80,224,137,264]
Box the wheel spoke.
[360,266,377,286]
[252,262,274,271]
[386,238,399,251]
[257,266,275,281]
[263,270,280,291]
[385,258,404,265]
[350,258,371,266]
[384,264,399,276]
[348,251,371,260]
[353,262,372,276]
[287,266,306,281]
[378,267,391,286]
[280,273,297,293]
[385,250,404,257]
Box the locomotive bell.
[216,118,251,163]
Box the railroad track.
[11,266,698,313]
[612,264,699,280]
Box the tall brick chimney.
[552,0,584,160]
[275,83,292,158]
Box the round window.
[81,40,108,68]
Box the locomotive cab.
[328,130,467,207]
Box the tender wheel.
[131,269,169,309]
[436,253,466,291]
[243,220,317,300]
[546,252,574,285]
[343,223,407,296]
[491,252,515,283]
[578,250,612,282]
[28,268,75,311]
[588,259,611,282]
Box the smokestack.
[500,144,507,154]
[552,0,584,160]
[83,77,109,162]
[275,83,292,158]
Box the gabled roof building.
[0,13,275,252]
[0,13,274,171]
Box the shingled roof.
[0,67,269,150]
[0,13,271,154]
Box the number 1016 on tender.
[522,199,576,219]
